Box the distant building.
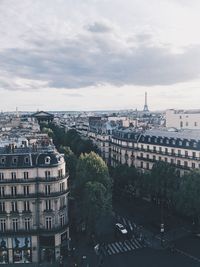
[111,128,200,176]
[166,109,200,129]
[32,111,54,124]
[0,144,69,264]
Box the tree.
[148,161,179,206]
[83,181,112,234]
[75,152,112,195]
[73,152,113,235]
[112,164,139,200]
[175,170,200,224]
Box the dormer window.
[45,156,51,165]
[193,142,197,148]
[186,141,189,147]
[12,157,18,165]
[24,157,29,164]
[179,141,182,146]
[0,157,6,165]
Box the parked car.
[115,223,128,235]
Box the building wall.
[0,150,69,264]
[166,109,200,129]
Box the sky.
[0,0,200,111]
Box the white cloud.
[0,0,200,110]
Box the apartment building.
[111,128,200,176]
[0,144,69,264]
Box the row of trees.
[41,123,98,156]
[112,161,200,225]
[40,123,113,237]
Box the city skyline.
[1,0,200,111]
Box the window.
[146,163,149,170]
[11,202,18,212]
[192,152,196,158]
[184,161,188,167]
[165,158,168,162]
[140,153,143,158]
[24,201,30,212]
[60,197,65,208]
[45,171,51,179]
[24,218,31,230]
[11,186,17,196]
[23,186,30,196]
[58,169,63,178]
[45,200,52,211]
[60,182,64,192]
[194,122,198,127]
[12,218,19,231]
[146,154,149,159]
[165,148,168,154]
[147,145,150,151]
[185,151,188,157]
[171,159,174,164]
[0,202,5,212]
[12,157,18,165]
[153,155,156,161]
[45,185,51,195]
[45,217,52,230]
[171,149,175,155]
[180,121,183,128]
[192,163,196,169]
[11,172,16,180]
[153,146,156,152]
[140,162,143,168]
[60,214,65,227]
[0,187,5,197]
[159,156,162,161]
[177,160,181,166]
[0,173,4,180]
[159,147,162,152]
[0,157,5,165]
[0,219,6,232]
[186,122,189,127]
[24,157,29,164]
[45,156,51,165]
[23,172,29,179]
[178,150,181,156]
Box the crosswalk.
[100,238,145,256]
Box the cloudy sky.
[0,0,200,111]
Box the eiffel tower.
[143,92,149,112]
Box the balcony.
[0,174,69,185]
[0,189,69,200]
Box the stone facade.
[0,145,69,264]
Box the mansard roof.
[0,146,64,169]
